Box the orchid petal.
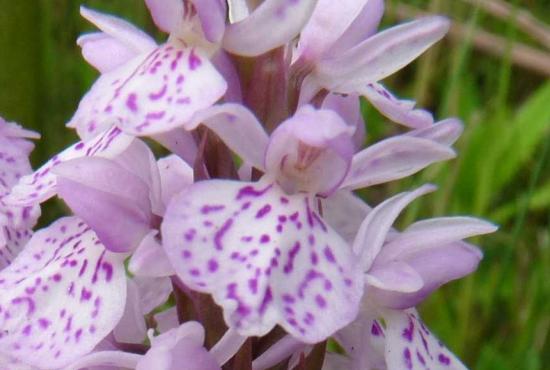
[69,43,227,137]
[342,137,456,190]
[321,190,370,244]
[314,17,450,93]
[54,157,153,253]
[223,0,318,56]
[252,335,306,370]
[212,51,243,103]
[228,0,249,23]
[361,83,434,128]
[162,179,363,343]
[152,129,199,166]
[138,323,220,370]
[322,93,365,150]
[328,0,385,55]
[384,309,468,370]
[0,217,127,368]
[190,103,269,171]
[406,118,464,146]
[0,118,40,142]
[77,32,139,73]
[157,155,194,209]
[80,6,156,53]
[0,135,34,190]
[129,231,175,277]
[0,353,37,370]
[265,105,355,196]
[378,217,497,262]
[63,351,141,370]
[353,184,436,270]
[191,0,227,43]
[365,261,423,293]
[373,242,482,309]
[5,127,134,207]
[0,223,32,271]
[133,275,173,314]
[144,0,184,34]
[297,0,369,60]
[113,279,147,344]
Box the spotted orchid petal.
[406,118,464,146]
[162,179,363,343]
[353,185,436,270]
[0,134,34,191]
[69,41,227,137]
[0,353,37,370]
[314,16,450,93]
[80,6,156,54]
[77,32,140,73]
[327,0,384,56]
[0,218,32,271]
[0,217,127,368]
[144,0,185,34]
[384,309,468,370]
[297,0,369,61]
[5,126,134,207]
[342,137,455,190]
[223,0,318,57]
[361,83,434,128]
[265,105,355,196]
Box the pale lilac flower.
[296,0,448,128]
[0,217,127,368]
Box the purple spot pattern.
[0,217,126,368]
[5,126,133,207]
[386,310,464,370]
[162,180,363,343]
[67,43,226,137]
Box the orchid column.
[0,1,496,370]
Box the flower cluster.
[0,1,496,369]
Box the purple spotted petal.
[314,17,450,93]
[80,6,156,53]
[0,219,33,271]
[384,309,468,370]
[77,32,140,73]
[361,83,434,128]
[0,353,37,370]
[0,217,127,368]
[353,184,436,270]
[265,105,355,196]
[162,179,363,343]
[69,43,227,137]
[297,0,369,61]
[0,135,34,191]
[342,137,455,190]
[406,118,464,146]
[5,127,134,207]
[223,0,317,56]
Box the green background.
[0,1,549,369]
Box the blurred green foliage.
[0,1,548,369]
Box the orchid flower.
[295,0,448,128]
[64,321,225,370]
[0,117,40,270]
